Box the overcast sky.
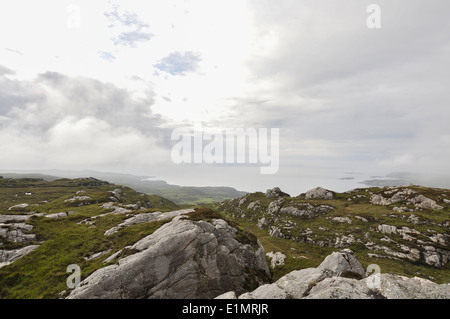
[1,0,449,195]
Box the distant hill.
[0,170,247,205]
[0,173,61,181]
[362,172,450,189]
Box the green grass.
[1,177,449,298]
[0,212,174,298]
[0,177,181,298]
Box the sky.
[0,0,449,195]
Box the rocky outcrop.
[64,196,92,203]
[0,245,40,269]
[266,251,286,268]
[317,249,366,278]
[109,189,123,202]
[0,215,31,223]
[104,209,195,236]
[409,195,444,210]
[216,249,450,299]
[331,217,352,224]
[78,203,133,225]
[305,187,334,200]
[45,211,77,219]
[7,203,29,211]
[280,204,333,219]
[370,188,444,210]
[378,224,397,234]
[265,187,290,199]
[67,216,271,299]
[0,223,36,243]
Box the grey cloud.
[0,66,175,173]
[0,67,165,136]
[210,0,450,176]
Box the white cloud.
[0,0,449,192]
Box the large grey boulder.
[409,195,444,210]
[317,249,366,278]
[0,215,31,223]
[67,216,270,299]
[266,251,286,268]
[45,211,77,219]
[305,187,334,200]
[265,187,290,199]
[222,249,450,299]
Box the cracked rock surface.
[216,249,450,299]
[67,215,270,299]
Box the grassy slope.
[0,177,177,298]
[1,178,448,298]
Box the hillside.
[0,177,448,299]
[218,186,450,283]
[0,171,247,205]
[0,176,178,298]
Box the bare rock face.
[218,249,450,299]
[0,223,36,243]
[0,245,40,269]
[45,211,77,219]
[305,187,334,200]
[103,209,195,236]
[67,216,271,299]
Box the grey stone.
[378,224,397,234]
[267,199,284,215]
[409,195,444,210]
[64,196,91,203]
[238,249,450,299]
[275,268,329,298]
[247,201,261,210]
[0,223,36,243]
[239,283,288,299]
[305,187,334,200]
[0,215,31,223]
[364,274,450,299]
[67,216,270,299]
[332,217,352,224]
[317,249,366,278]
[266,251,286,268]
[370,194,392,206]
[7,203,29,210]
[45,211,77,219]
[304,277,373,299]
[355,216,368,222]
[215,291,237,299]
[0,245,40,269]
[104,208,195,236]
